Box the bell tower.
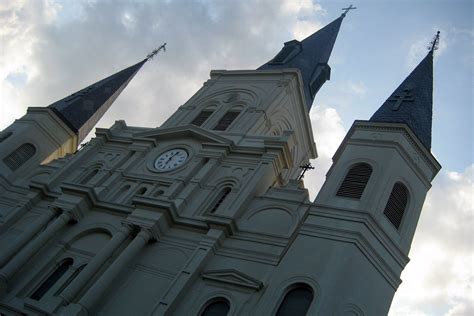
[0,59,147,183]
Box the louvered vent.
[383,182,409,229]
[336,163,372,199]
[191,110,213,127]
[3,143,36,171]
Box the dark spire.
[48,59,147,143]
[258,15,345,110]
[47,44,166,144]
[370,50,434,149]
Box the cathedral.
[0,12,441,316]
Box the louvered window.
[3,143,36,171]
[383,183,409,229]
[210,187,231,213]
[213,111,239,131]
[276,284,314,316]
[31,258,73,300]
[192,110,213,127]
[336,163,372,199]
[200,298,230,316]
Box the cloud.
[346,80,367,96]
[390,165,474,316]
[303,104,346,198]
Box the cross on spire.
[146,43,167,61]
[428,31,441,52]
[341,4,357,17]
[298,163,315,181]
[389,88,414,111]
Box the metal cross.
[427,31,441,52]
[146,43,167,61]
[389,88,414,111]
[298,163,315,181]
[341,4,357,17]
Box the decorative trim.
[202,269,263,291]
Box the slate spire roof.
[258,15,344,110]
[48,59,147,144]
[370,50,434,149]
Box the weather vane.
[427,31,440,52]
[341,4,357,17]
[146,43,167,61]
[298,163,315,181]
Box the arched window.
[336,163,373,199]
[383,182,409,229]
[210,187,231,213]
[54,264,86,296]
[80,169,98,185]
[137,186,148,195]
[3,143,36,171]
[192,110,214,127]
[276,284,314,316]
[200,298,230,316]
[213,111,240,131]
[30,258,73,301]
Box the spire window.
[276,283,314,316]
[3,143,36,171]
[270,40,302,64]
[213,111,240,131]
[383,182,409,229]
[309,63,331,98]
[200,298,230,316]
[192,110,214,127]
[336,163,373,199]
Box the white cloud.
[390,165,474,316]
[346,80,367,96]
[304,104,346,198]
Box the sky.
[0,0,472,315]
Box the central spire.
[258,15,346,110]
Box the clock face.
[154,149,188,171]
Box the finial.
[341,4,357,17]
[427,31,440,52]
[146,43,167,61]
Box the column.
[58,225,132,305]
[76,229,152,314]
[0,208,58,267]
[0,212,72,292]
[151,229,224,315]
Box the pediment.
[202,269,263,291]
[133,125,233,146]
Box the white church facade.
[0,13,440,316]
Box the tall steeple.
[48,59,147,144]
[258,15,345,110]
[370,49,435,149]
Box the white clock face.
[154,149,188,171]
